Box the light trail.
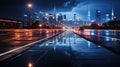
[0,33,59,57]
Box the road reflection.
[0,29,63,55]
[74,29,120,54]
[1,31,120,67]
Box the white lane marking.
[0,33,58,57]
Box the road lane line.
[0,33,59,57]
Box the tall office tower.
[53,6,56,16]
[88,7,91,22]
[64,14,66,19]
[96,10,101,24]
[111,8,114,20]
[74,14,77,21]
[73,14,77,25]
[58,13,63,22]
[87,7,91,25]
[53,6,56,20]
[53,6,57,27]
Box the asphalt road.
[0,29,60,53]
[75,29,120,54]
[0,30,120,67]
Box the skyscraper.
[58,13,63,22]
[95,10,101,24]
[88,7,91,22]
[53,6,56,20]
[74,14,77,21]
[64,14,66,19]
[111,8,114,20]
[73,14,77,25]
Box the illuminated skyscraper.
[95,10,101,24]
[111,8,114,20]
[53,6,56,20]
[88,7,91,22]
[58,13,63,22]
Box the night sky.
[0,0,120,21]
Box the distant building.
[87,7,91,25]
[88,7,91,22]
[74,14,77,22]
[111,8,114,20]
[48,13,55,28]
[58,13,63,22]
[73,14,77,25]
[95,10,101,24]
[53,6,56,21]
[63,14,66,20]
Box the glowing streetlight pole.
[27,3,32,27]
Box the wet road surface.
[75,29,120,54]
[1,30,120,67]
[0,29,61,53]
[0,29,63,61]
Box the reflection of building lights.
[45,43,48,46]
[72,29,76,32]
[46,34,49,37]
[106,32,109,35]
[105,37,110,41]
[27,32,33,37]
[15,33,21,37]
[91,30,95,35]
[98,45,101,47]
[25,32,28,35]
[88,41,91,48]
[62,27,66,29]
[105,31,109,35]
[46,30,49,34]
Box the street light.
[28,3,32,8]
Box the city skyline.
[0,0,120,21]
